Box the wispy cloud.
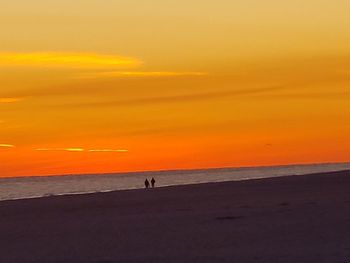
[36,148,85,152]
[0,52,141,69]
[63,86,282,108]
[0,144,15,148]
[63,148,85,152]
[77,71,207,79]
[36,148,128,153]
[257,90,350,100]
[0,97,24,103]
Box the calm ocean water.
[1,163,350,201]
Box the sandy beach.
[1,170,350,263]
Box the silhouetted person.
[145,179,150,189]
[151,177,156,188]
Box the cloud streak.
[0,97,24,103]
[0,144,15,148]
[62,86,283,108]
[0,52,141,69]
[77,71,207,79]
[36,148,128,153]
[260,90,350,100]
[36,148,85,152]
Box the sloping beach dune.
[1,170,350,263]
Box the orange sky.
[1,0,350,177]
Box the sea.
[1,162,350,201]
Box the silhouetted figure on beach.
[151,177,156,188]
[145,179,150,189]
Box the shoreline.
[2,161,349,180]
[1,169,350,203]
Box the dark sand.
[1,170,350,263]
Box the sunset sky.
[1,0,350,177]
